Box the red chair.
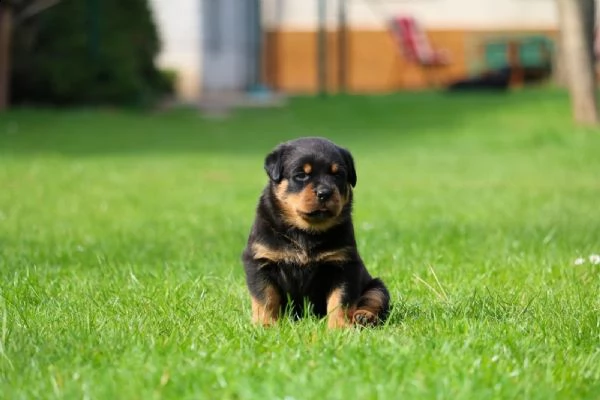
[389,16,451,87]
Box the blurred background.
[0,0,597,116]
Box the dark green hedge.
[11,0,173,107]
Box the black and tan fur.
[241,137,390,328]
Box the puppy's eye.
[333,170,344,179]
[294,172,310,182]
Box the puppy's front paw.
[352,309,378,327]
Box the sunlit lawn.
[1,89,599,399]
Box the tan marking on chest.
[251,243,351,266]
[314,249,351,263]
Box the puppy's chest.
[260,241,344,297]
[251,239,351,268]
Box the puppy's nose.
[316,187,333,202]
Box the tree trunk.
[0,4,13,112]
[581,0,596,85]
[557,0,598,125]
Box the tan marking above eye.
[303,163,312,174]
[331,163,339,174]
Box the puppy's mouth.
[298,208,334,220]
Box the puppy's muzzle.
[316,186,333,202]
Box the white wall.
[149,0,202,101]
[262,0,559,30]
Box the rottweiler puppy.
[241,137,390,328]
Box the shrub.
[10,0,173,107]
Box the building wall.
[262,0,559,30]
[148,0,564,99]
[149,0,202,101]
[262,0,560,93]
[264,28,559,93]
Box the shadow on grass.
[0,90,555,158]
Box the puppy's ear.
[264,144,287,183]
[338,147,357,187]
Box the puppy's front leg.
[326,286,353,328]
[251,282,281,326]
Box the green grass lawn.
[1,89,599,399]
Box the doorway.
[201,0,261,93]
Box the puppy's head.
[264,137,357,232]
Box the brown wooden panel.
[268,31,318,92]
[263,28,557,94]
